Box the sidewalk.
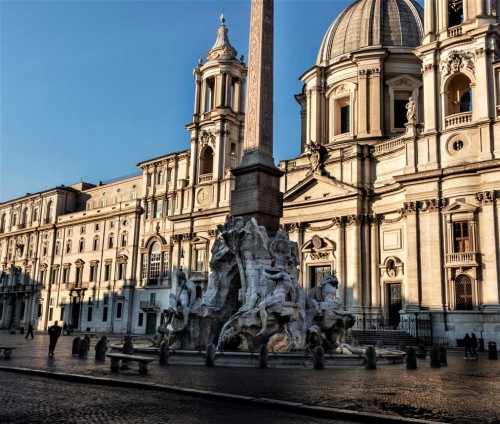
[1,332,499,424]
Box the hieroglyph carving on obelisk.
[244,0,273,157]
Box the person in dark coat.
[25,321,34,339]
[463,333,471,359]
[63,322,68,335]
[471,333,479,360]
[48,321,62,356]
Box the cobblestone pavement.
[1,332,499,423]
[0,372,354,424]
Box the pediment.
[283,174,357,203]
[442,200,477,214]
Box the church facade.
[1,0,499,347]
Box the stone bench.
[106,353,155,374]
[0,346,16,359]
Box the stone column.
[357,70,368,136]
[369,68,383,137]
[370,215,381,313]
[231,0,283,233]
[476,191,500,309]
[404,202,420,311]
[346,214,362,312]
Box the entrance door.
[387,283,402,327]
[146,313,157,335]
[72,297,80,328]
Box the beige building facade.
[1,1,499,346]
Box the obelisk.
[231,0,283,233]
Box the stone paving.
[1,332,499,424]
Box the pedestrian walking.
[25,322,34,339]
[63,322,68,336]
[471,333,479,360]
[464,333,471,359]
[48,320,62,356]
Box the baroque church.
[1,0,499,347]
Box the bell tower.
[186,14,247,211]
[415,0,500,170]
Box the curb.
[0,366,439,424]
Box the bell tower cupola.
[185,14,247,212]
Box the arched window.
[459,89,471,113]
[157,171,164,184]
[78,238,85,253]
[46,201,53,223]
[455,274,473,310]
[200,146,214,177]
[205,77,215,112]
[93,236,100,251]
[121,232,128,247]
[108,234,114,249]
[446,74,472,116]
[149,242,161,284]
[66,240,72,254]
[22,207,28,226]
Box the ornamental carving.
[332,84,348,96]
[441,50,475,77]
[198,130,216,148]
[475,191,496,205]
[304,141,329,176]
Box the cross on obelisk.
[231,0,283,233]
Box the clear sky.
[1,0,422,203]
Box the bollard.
[159,341,169,365]
[488,342,498,360]
[84,335,91,351]
[78,338,88,358]
[72,337,81,355]
[406,347,417,369]
[95,337,107,361]
[365,346,377,370]
[259,344,269,368]
[313,346,325,370]
[430,346,441,368]
[416,343,427,359]
[439,347,448,366]
[205,343,216,366]
[376,340,384,349]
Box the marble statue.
[169,270,196,328]
[406,97,416,125]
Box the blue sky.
[1,0,422,202]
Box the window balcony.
[445,112,472,129]
[190,271,208,281]
[199,173,213,183]
[445,252,479,267]
[448,26,463,37]
[140,300,160,311]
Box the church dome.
[317,0,424,65]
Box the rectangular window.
[196,249,206,272]
[89,265,98,282]
[60,307,65,321]
[103,295,109,305]
[167,198,172,215]
[67,229,72,236]
[93,238,99,251]
[37,303,42,318]
[95,223,100,231]
[116,302,123,319]
[121,233,127,247]
[80,226,85,234]
[51,268,58,285]
[146,202,152,219]
[118,263,125,280]
[63,268,69,284]
[138,313,144,327]
[102,306,108,322]
[162,252,169,278]
[141,254,148,280]
[104,264,111,281]
[108,236,114,249]
[340,105,350,134]
[49,307,53,321]
[49,297,54,306]
[155,199,163,218]
[394,99,408,129]
[39,270,46,285]
[454,221,470,253]
[110,221,115,229]
[310,265,331,288]
[75,268,82,285]
[87,307,93,322]
[0,303,4,319]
